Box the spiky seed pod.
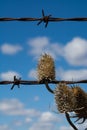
[72,86,87,110]
[37,54,55,82]
[72,86,87,123]
[54,83,76,113]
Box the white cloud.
[28,36,62,59]
[64,37,87,66]
[0,98,23,111]
[39,112,58,123]
[28,69,37,79]
[25,117,32,123]
[59,121,87,130]
[29,121,54,130]
[0,98,62,130]
[0,98,40,117]
[1,98,81,130]
[13,120,23,126]
[13,117,32,127]
[29,111,60,130]
[0,71,21,80]
[59,126,73,130]
[28,36,87,66]
[1,43,23,55]
[58,68,87,80]
[0,124,11,130]
[77,121,87,130]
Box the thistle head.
[37,53,55,82]
[54,83,76,113]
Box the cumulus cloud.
[29,121,54,130]
[59,121,87,130]
[64,37,87,66]
[29,111,60,130]
[28,36,62,59]
[0,71,21,80]
[13,120,23,127]
[28,36,87,66]
[25,117,32,123]
[0,98,62,130]
[28,69,37,79]
[77,121,87,130]
[39,111,59,122]
[28,37,49,55]
[13,117,32,127]
[2,98,85,130]
[59,126,73,130]
[0,98,40,116]
[0,124,11,130]
[1,43,23,55]
[57,68,87,80]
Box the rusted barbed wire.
[0,9,87,27]
[0,76,87,90]
[1,79,87,85]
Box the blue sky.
[0,0,87,130]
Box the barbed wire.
[0,9,87,27]
[0,76,87,90]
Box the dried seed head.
[54,83,87,123]
[72,86,87,121]
[72,86,87,109]
[37,53,55,81]
[54,83,76,113]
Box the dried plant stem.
[45,81,54,94]
[65,112,78,130]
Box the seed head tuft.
[37,53,55,82]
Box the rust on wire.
[0,17,41,21]
[0,9,87,27]
[0,76,87,89]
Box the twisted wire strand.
[0,79,87,85]
[0,17,41,21]
[0,9,87,27]
[49,17,87,21]
[0,76,87,90]
[0,17,87,22]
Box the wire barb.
[37,9,52,27]
[11,76,21,90]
